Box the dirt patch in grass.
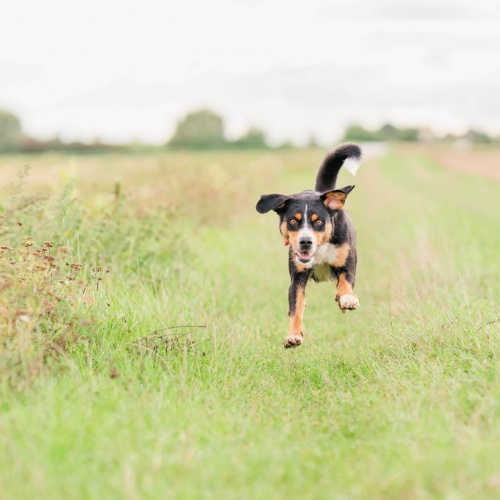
[427,144,500,181]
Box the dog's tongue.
[298,251,311,260]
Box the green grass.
[1,146,500,498]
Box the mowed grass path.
[1,146,500,498]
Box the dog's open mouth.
[296,251,314,263]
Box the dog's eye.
[315,219,324,226]
[289,218,298,225]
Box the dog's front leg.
[335,270,360,313]
[284,264,310,348]
[333,246,359,313]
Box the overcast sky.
[1,0,500,145]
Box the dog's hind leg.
[284,268,310,348]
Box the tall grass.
[0,146,499,498]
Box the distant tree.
[344,123,423,142]
[272,140,295,150]
[379,124,399,141]
[342,124,382,142]
[396,127,420,142]
[463,129,492,144]
[20,136,46,153]
[233,127,267,149]
[168,109,226,149]
[0,109,23,152]
[375,124,419,141]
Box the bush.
[0,109,23,152]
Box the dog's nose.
[299,237,312,250]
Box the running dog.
[256,144,362,348]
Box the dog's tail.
[314,144,362,192]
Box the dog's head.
[256,186,354,265]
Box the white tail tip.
[343,157,361,176]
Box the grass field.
[1,145,500,499]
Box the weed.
[129,325,208,358]
[0,235,103,388]
[0,173,105,388]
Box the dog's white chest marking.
[313,243,338,265]
[310,243,338,281]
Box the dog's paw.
[284,335,303,349]
[336,294,360,313]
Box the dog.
[256,144,362,348]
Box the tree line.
[343,123,496,144]
[1,107,498,154]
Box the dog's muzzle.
[296,236,315,263]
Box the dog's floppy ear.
[256,194,291,214]
[320,185,355,210]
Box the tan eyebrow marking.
[311,214,319,222]
[294,213,302,220]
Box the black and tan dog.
[256,144,362,348]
